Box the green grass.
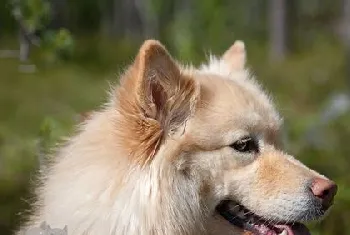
[0,37,350,235]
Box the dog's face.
[115,40,337,235]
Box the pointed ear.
[116,40,199,163]
[133,40,183,120]
[222,40,246,71]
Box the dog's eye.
[231,136,259,153]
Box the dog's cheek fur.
[179,147,254,210]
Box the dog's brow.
[232,112,262,128]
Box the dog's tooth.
[278,230,288,235]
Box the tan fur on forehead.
[196,76,280,131]
[114,40,199,165]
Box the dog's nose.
[310,178,337,210]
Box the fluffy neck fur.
[108,141,206,235]
[30,108,207,235]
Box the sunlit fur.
[19,40,332,235]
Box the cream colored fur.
[18,40,332,235]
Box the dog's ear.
[133,40,185,121]
[222,40,246,71]
[116,40,199,164]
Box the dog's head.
[114,40,337,235]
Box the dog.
[18,40,337,235]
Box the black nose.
[310,178,337,210]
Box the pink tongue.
[275,224,311,235]
[253,224,310,235]
[254,224,278,235]
[275,225,295,235]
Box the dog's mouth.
[215,200,311,235]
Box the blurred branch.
[10,0,40,65]
[11,1,41,47]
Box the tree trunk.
[19,30,29,62]
[135,0,158,39]
[341,0,350,87]
[112,0,142,39]
[269,0,287,62]
[100,0,114,36]
[112,0,123,36]
[50,0,68,29]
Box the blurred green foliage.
[41,28,74,63]
[15,0,51,32]
[0,0,350,235]
[9,0,74,63]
